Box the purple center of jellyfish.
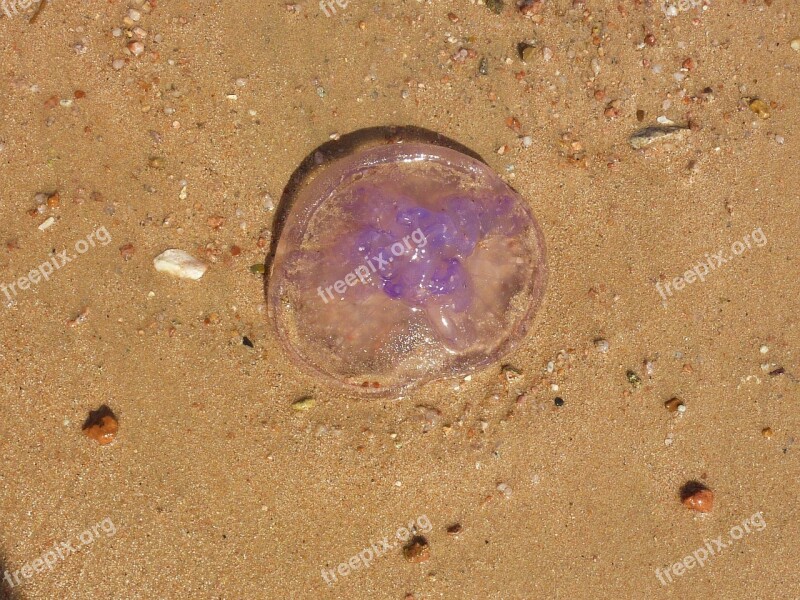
[349,192,519,313]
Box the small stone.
[521,45,536,63]
[127,8,141,21]
[554,397,564,407]
[759,345,769,354]
[762,427,773,439]
[629,125,690,149]
[127,41,145,57]
[791,38,800,52]
[112,58,126,70]
[291,397,315,411]
[148,156,165,169]
[446,523,462,535]
[82,405,119,445]
[626,370,642,388]
[680,482,714,513]
[38,216,56,231]
[207,215,225,229]
[594,338,609,353]
[664,397,684,412]
[497,482,513,498]
[403,537,430,563]
[748,98,770,119]
[119,243,135,261]
[249,263,266,274]
[153,249,208,280]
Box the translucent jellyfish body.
[268,143,546,395]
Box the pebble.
[791,38,800,52]
[82,405,119,445]
[119,243,136,261]
[38,216,56,231]
[680,482,714,513]
[664,397,684,412]
[497,482,513,498]
[626,370,642,388]
[748,98,770,119]
[127,41,145,57]
[153,249,208,280]
[446,523,462,535]
[112,58,126,70]
[594,339,610,353]
[629,125,690,149]
[291,397,315,411]
[762,427,773,439]
[402,537,430,563]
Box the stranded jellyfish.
[267,142,546,395]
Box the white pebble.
[497,483,513,498]
[112,58,126,70]
[153,249,208,280]
[542,47,553,62]
[521,135,533,148]
[38,216,56,231]
[127,8,141,21]
[791,38,800,52]
[594,339,610,353]
[760,345,769,354]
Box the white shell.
[153,249,207,280]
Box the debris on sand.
[629,125,690,149]
[153,249,208,280]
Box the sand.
[0,0,798,598]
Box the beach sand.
[0,0,798,598]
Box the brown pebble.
[446,523,462,535]
[207,215,225,229]
[47,192,60,208]
[762,427,773,439]
[682,57,695,71]
[402,536,430,563]
[74,90,86,99]
[119,243,136,261]
[44,95,59,109]
[644,33,656,46]
[447,12,459,22]
[82,405,119,445]
[680,481,714,513]
[664,397,684,412]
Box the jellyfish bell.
[268,142,546,396]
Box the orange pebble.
[82,405,119,445]
[680,482,714,512]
